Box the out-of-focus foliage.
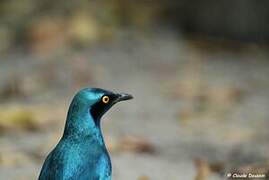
[0,0,162,52]
[161,0,269,43]
[1,0,269,53]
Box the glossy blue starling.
[38,88,133,180]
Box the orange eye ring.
[102,96,110,103]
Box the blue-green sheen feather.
[38,88,112,180]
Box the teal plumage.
[38,88,133,180]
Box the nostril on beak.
[116,93,133,102]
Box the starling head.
[86,88,133,120]
[64,88,133,135]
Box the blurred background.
[0,1,269,179]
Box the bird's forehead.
[90,88,112,95]
[79,88,113,100]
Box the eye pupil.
[102,96,109,103]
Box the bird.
[38,88,133,180]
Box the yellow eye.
[102,96,110,103]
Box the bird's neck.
[63,102,105,146]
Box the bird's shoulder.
[39,137,111,180]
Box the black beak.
[115,93,133,103]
